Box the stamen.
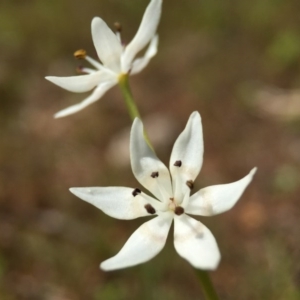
[133,190,164,211]
[114,22,122,43]
[151,173,171,202]
[132,188,141,197]
[172,160,182,203]
[186,180,194,190]
[85,56,104,70]
[181,191,191,208]
[151,171,159,178]
[85,56,116,75]
[175,206,184,215]
[114,22,122,33]
[144,204,156,215]
[174,160,182,167]
[74,49,87,59]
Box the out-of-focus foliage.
[0,0,300,299]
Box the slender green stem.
[118,74,141,121]
[196,270,219,300]
[118,74,153,149]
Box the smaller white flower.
[70,112,257,271]
[46,0,162,118]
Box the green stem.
[196,270,219,300]
[118,74,153,149]
[118,74,141,121]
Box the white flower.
[46,0,162,118]
[70,112,257,271]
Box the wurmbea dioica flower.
[70,112,256,271]
[46,0,162,118]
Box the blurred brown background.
[1,0,300,299]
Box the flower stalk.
[196,270,219,300]
[118,74,153,149]
[118,74,141,121]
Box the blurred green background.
[1,0,300,299]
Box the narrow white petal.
[174,214,220,270]
[46,72,106,93]
[169,112,203,204]
[91,17,123,72]
[185,168,257,216]
[100,215,172,271]
[131,35,159,75]
[121,0,162,73]
[130,118,173,201]
[54,80,117,118]
[70,187,159,220]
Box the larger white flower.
[70,112,256,271]
[46,0,162,118]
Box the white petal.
[121,0,162,73]
[169,112,203,204]
[70,187,158,220]
[174,214,220,270]
[131,35,159,75]
[185,168,257,216]
[100,215,172,271]
[91,17,123,72]
[54,80,117,118]
[130,118,173,201]
[45,72,109,93]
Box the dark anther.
[174,160,182,167]
[74,49,87,59]
[175,206,184,215]
[186,180,194,190]
[144,204,156,214]
[114,22,122,32]
[132,188,141,197]
[151,171,159,178]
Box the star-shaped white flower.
[46,0,162,118]
[70,112,256,271]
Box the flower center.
[168,198,184,215]
[168,199,176,211]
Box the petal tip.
[92,16,102,25]
[69,187,76,193]
[131,117,143,133]
[69,188,81,197]
[69,187,86,197]
[45,76,57,84]
[133,117,142,125]
[54,106,79,118]
[250,167,258,176]
[191,111,201,120]
[193,251,221,271]
[150,0,163,11]
[99,262,109,271]
[91,17,107,34]
[100,260,118,272]
[53,111,65,119]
